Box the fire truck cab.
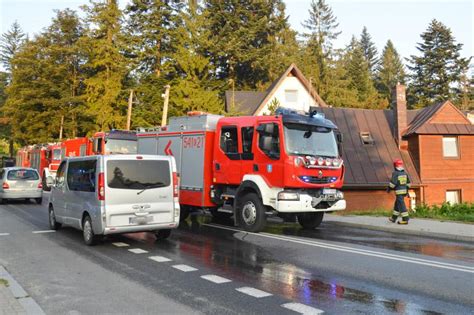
[91,130,138,155]
[138,108,346,232]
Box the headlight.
[317,157,324,166]
[332,159,341,167]
[278,191,300,201]
[325,158,332,166]
[336,191,344,199]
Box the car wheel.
[237,193,266,232]
[35,197,43,205]
[83,215,100,246]
[48,206,62,230]
[155,229,172,240]
[297,212,324,230]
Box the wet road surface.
[1,199,473,314]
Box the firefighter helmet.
[393,159,404,169]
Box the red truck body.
[137,108,346,232]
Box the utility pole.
[59,115,64,141]
[126,89,134,131]
[161,85,171,127]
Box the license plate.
[323,189,337,195]
[129,216,153,225]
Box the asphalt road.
[0,196,473,314]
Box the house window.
[442,137,459,158]
[445,190,461,204]
[360,132,374,145]
[285,90,298,103]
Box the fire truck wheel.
[297,212,324,230]
[237,193,267,232]
[155,229,172,240]
[180,206,190,222]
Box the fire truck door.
[214,125,241,184]
[240,126,255,176]
[254,123,284,186]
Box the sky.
[0,0,472,62]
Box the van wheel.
[237,193,266,232]
[83,215,100,246]
[297,212,324,230]
[35,197,42,205]
[155,229,171,240]
[48,206,62,230]
[42,175,51,191]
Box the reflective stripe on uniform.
[395,189,407,195]
[401,212,409,217]
[397,175,407,185]
[392,211,400,216]
[389,183,396,188]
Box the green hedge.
[414,202,474,222]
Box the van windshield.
[8,169,39,180]
[107,160,170,190]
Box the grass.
[0,278,9,287]
[339,202,474,223]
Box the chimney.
[392,83,408,149]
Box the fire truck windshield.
[284,123,339,157]
[52,149,61,160]
[105,139,137,154]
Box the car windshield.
[284,123,339,157]
[7,169,39,180]
[107,160,170,190]
[52,149,61,160]
[105,139,137,154]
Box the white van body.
[48,154,179,245]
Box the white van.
[48,155,180,245]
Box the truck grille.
[299,176,331,184]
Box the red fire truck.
[16,147,31,168]
[29,143,61,190]
[137,108,346,232]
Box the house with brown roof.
[226,65,474,210]
[225,64,326,115]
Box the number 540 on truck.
[137,107,346,232]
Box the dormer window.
[360,132,374,145]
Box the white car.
[0,167,43,204]
[48,154,180,245]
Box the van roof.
[64,154,172,162]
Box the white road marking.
[236,287,272,298]
[149,256,172,263]
[112,242,130,247]
[0,233,10,236]
[282,303,324,314]
[172,264,197,272]
[128,248,148,254]
[200,274,232,284]
[32,230,56,234]
[203,223,474,274]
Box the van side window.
[220,126,238,154]
[67,160,97,192]
[257,123,280,160]
[56,161,67,187]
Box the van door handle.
[215,163,220,170]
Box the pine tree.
[301,0,340,96]
[81,0,127,131]
[0,21,26,74]
[204,0,289,90]
[376,40,405,104]
[360,26,378,75]
[168,1,223,116]
[407,19,471,108]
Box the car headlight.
[278,191,300,201]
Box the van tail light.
[98,172,105,201]
[2,182,9,189]
[173,172,179,198]
[38,182,43,189]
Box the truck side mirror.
[336,132,343,143]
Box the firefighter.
[387,159,411,224]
